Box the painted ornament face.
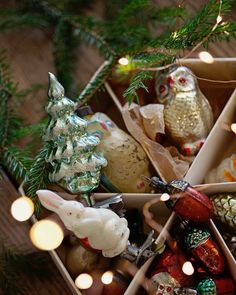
[151,272,180,295]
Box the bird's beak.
[167,76,174,87]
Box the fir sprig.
[0,236,50,295]
[77,58,115,105]
[53,18,77,95]
[25,144,51,215]
[123,70,153,104]
[1,147,33,181]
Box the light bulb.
[231,123,236,134]
[160,193,170,202]
[199,51,214,64]
[11,196,34,221]
[101,271,113,285]
[30,219,64,250]
[182,261,194,276]
[75,273,93,289]
[118,57,129,66]
[217,15,222,24]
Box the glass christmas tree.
[44,73,107,203]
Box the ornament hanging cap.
[185,228,210,248]
[197,278,216,295]
[48,72,65,100]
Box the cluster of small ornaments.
[145,176,235,295]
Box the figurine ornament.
[44,73,107,203]
[37,190,130,257]
[156,66,214,156]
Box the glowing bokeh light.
[11,196,34,221]
[75,273,93,289]
[30,220,64,251]
[199,51,214,64]
[182,261,194,276]
[118,57,129,66]
[101,271,113,285]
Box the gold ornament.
[156,66,214,156]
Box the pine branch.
[25,144,51,215]
[0,236,50,295]
[1,146,33,182]
[53,18,76,95]
[123,70,153,104]
[0,12,49,32]
[72,19,115,59]
[76,58,115,106]
[0,51,20,147]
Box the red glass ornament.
[149,250,193,289]
[214,277,235,295]
[173,186,213,222]
[80,237,101,253]
[190,237,225,275]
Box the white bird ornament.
[37,190,130,258]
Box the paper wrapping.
[121,103,190,182]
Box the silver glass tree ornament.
[44,73,107,204]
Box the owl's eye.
[178,76,186,84]
[159,84,166,93]
[158,84,169,97]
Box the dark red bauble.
[173,186,213,222]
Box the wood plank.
[0,169,70,295]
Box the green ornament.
[185,227,210,248]
[211,193,236,229]
[44,73,107,197]
[197,278,217,295]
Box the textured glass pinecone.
[211,193,236,229]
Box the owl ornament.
[156,66,214,156]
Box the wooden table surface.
[0,0,236,294]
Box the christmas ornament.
[11,196,34,221]
[205,153,236,183]
[85,111,151,193]
[197,277,235,295]
[44,73,107,197]
[146,176,213,222]
[37,189,129,257]
[211,193,236,229]
[184,227,225,275]
[173,288,197,295]
[148,249,193,295]
[65,244,101,277]
[156,66,214,156]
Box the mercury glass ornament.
[156,66,213,156]
[211,193,236,229]
[44,73,107,196]
[185,227,225,275]
[87,112,151,193]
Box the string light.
[160,193,170,201]
[198,51,214,64]
[231,123,236,134]
[30,219,64,250]
[11,196,34,221]
[118,57,129,66]
[182,261,194,275]
[217,15,222,24]
[75,273,93,289]
[101,271,113,284]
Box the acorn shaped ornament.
[156,66,214,156]
[211,193,236,229]
[87,112,151,193]
[185,227,225,275]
